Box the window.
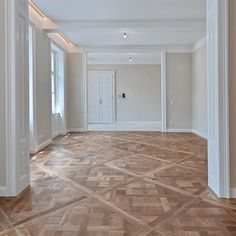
[51,50,59,114]
[50,43,65,137]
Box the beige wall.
[35,28,52,145]
[229,0,236,188]
[0,0,6,186]
[88,64,161,122]
[67,53,85,129]
[166,53,193,130]
[192,45,207,138]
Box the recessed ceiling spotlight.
[123,32,127,39]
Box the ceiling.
[34,0,206,21]
[33,0,206,63]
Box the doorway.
[87,71,115,130]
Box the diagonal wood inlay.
[1,131,236,236]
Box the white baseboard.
[52,130,70,139]
[88,124,114,131]
[68,128,87,133]
[192,129,208,139]
[0,186,8,196]
[231,188,236,198]
[88,121,162,131]
[33,138,52,154]
[166,129,193,133]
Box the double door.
[88,71,114,124]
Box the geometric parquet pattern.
[0,131,236,235]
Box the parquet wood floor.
[0,131,236,236]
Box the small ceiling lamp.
[123,32,127,39]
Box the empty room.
[0,0,236,235]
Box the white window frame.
[50,42,66,137]
[51,49,59,115]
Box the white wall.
[192,45,207,138]
[35,28,52,147]
[88,64,161,122]
[0,0,6,187]
[166,53,193,130]
[67,53,85,130]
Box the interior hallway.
[0,132,236,235]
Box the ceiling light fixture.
[123,32,127,39]
[28,0,47,19]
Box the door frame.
[29,22,38,154]
[206,0,230,198]
[86,70,116,130]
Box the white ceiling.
[64,28,205,47]
[33,0,206,63]
[34,0,206,21]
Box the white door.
[100,72,114,124]
[88,71,114,124]
[88,72,100,123]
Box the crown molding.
[44,20,205,33]
[192,36,207,52]
[83,45,192,53]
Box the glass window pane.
[51,74,55,93]
[51,52,54,72]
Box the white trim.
[88,121,162,132]
[29,22,38,154]
[34,139,52,154]
[230,188,236,198]
[166,129,193,133]
[206,0,230,198]
[116,121,162,131]
[84,45,193,54]
[47,20,205,32]
[88,124,115,131]
[192,129,208,139]
[5,0,15,197]
[218,0,230,198]
[68,128,87,133]
[83,51,88,132]
[52,131,69,139]
[161,49,167,132]
[192,37,207,52]
[88,59,161,65]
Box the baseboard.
[68,128,87,133]
[116,121,162,131]
[88,121,162,131]
[88,124,114,131]
[52,130,70,139]
[192,129,208,139]
[166,129,193,133]
[33,138,52,154]
[231,188,236,198]
[0,186,8,196]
